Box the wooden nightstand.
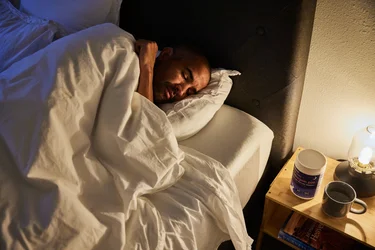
[255,147,375,250]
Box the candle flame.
[358,147,373,165]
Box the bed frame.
[119,0,316,246]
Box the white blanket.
[0,24,252,250]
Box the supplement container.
[290,149,327,199]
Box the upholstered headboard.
[119,0,316,170]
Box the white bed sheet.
[0,24,253,250]
[179,104,274,207]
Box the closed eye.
[182,68,194,82]
[182,71,188,80]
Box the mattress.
[179,104,274,207]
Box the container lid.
[297,149,327,170]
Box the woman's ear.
[158,47,173,60]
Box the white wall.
[294,0,375,159]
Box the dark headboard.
[119,0,316,170]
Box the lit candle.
[358,147,373,165]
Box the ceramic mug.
[322,181,367,217]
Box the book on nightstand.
[278,212,361,250]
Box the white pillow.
[19,0,122,35]
[0,0,58,73]
[160,69,240,141]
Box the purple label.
[290,165,322,199]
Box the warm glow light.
[358,147,373,165]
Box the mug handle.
[350,198,367,214]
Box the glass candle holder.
[334,125,375,198]
[348,125,375,174]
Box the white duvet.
[0,24,252,250]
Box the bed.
[179,105,274,207]
[119,0,317,242]
[0,0,316,249]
